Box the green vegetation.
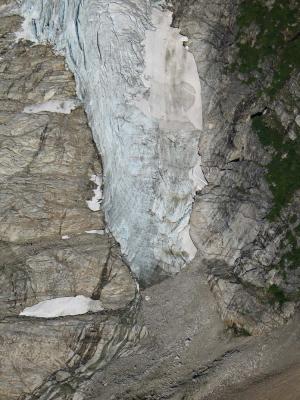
[289,214,298,225]
[295,224,300,236]
[277,229,300,271]
[233,1,300,220]
[272,226,300,283]
[235,1,300,304]
[267,284,287,305]
[236,0,300,96]
[252,113,300,220]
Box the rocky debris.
[0,5,140,400]
[79,259,300,400]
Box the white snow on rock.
[189,158,207,192]
[86,175,102,212]
[19,295,103,318]
[18,1,207,282]
[85,230,105,235]
[23,99,79,114]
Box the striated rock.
[0,37,104,242]
[0,6,140,400]
[0,235,137,318]
[208,273,295,336]
[0,310,142,400]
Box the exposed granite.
[0,6,140,400]
[173,0,300,334]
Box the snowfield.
[20,295,104,318]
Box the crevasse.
[19,0,206,283]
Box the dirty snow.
[86,175,102,212]
[23,99,79,114]
[85,230,105,235]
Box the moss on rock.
[267,284,287,306]
[236,0,300,96]
[233,1,300,221]
[252,112,300,220]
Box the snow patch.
[23,100,79,114]
[86,175,102,212]
[19,295,103,318]
[85,230,105,235]
[189,158,207,192]
[178,225,197,261]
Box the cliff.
[0,0,299,399]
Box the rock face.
[18,0,207,284]
[172,0,300,334]
[0,4,141,399]
[0,0,299,399]
[17,0,299,336]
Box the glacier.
[18,0,206,283]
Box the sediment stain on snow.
[137,8,207,265]
[23,99,79,114]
